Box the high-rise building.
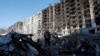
[41,0,100,35]
[8,21,23,33]
[8,0,100,39]
[23,17,32,34]
[32,12,43,40]
[23,12,43,41]
[42,4,55,34]
[60,0,100,35]
[42,8,49,32]
[53,3,62,33]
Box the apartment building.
[8,21,23,33]
[8,0,100,39]
[48,4,54,33]
[60,0,100,35]
[23,17,32,34]
[42,7,49,33]
[23,12,43,41]
[41,0,100,35]
[32,12,43,40]
[53,3,62,33]
[42,3,65,34]
[61,0,84,34]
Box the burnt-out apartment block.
[60,0,86,34]
[60,0,100,34]
[42,4,55,34]
[48,5,54,33]
[42,7,49,33]
[8,0,100,39]
[53,3,62,33]
[42,3,64,34]
[41,0,100,35]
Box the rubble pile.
[50,36,100,56]
[0,31,99,56]
[0,32,49,56]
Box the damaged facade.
[8,0,100,40]
[59,0,100,35]
[42,0,100,35]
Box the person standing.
[44,30,51,47]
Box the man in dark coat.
[44,30,51,47]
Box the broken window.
[95,17,100,25]
[79,25,82,28]
[95,10,99,14]
[85,19,91,23]
[79,20,82,24]
[79,16,82,18]
[67,27,70,29]
[86,24,92,28]
[73,25,76,28]
[94,6,98,10]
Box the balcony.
[69,0,74,3]
[69,2,75,6]
[70,13,76,16]
[71,21,78,25]
[70,11,76,14]
[70,18,77,22]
